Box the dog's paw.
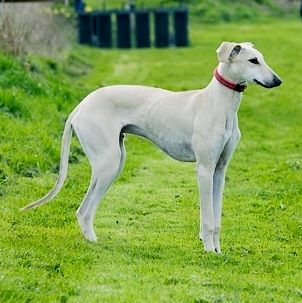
[214,247,221,254]
[84,233,98,242]
[199,237,216,253]
[213,235,221,254]
[76,213,97,242]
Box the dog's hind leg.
[117,134,126,176]
[72,121,124,241]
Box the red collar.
[214,68,247,93]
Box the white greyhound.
[22,42,282,253]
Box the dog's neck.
[214,68,247,93]
[206,73,243,113]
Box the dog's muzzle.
[254,75,282,88]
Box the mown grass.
[0,20,302,303]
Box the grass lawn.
[0,20,302,302]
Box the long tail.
[21,110,76,211]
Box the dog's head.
[216,41,282,88]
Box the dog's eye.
[248,58,259,65]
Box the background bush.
[0,3,75,56]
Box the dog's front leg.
[197,164,216,252]
[213,118,241,253]
[213,164,227,253]
[194,129,226,253]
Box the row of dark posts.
[78,8,189,48]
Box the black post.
[97,12,112,48]
[116,10,131,48]
[173,8,189,47]
[91,12,99,46]
[78,12,92,45]
[154,9,169,48]
[75,0,84,13]
[300,0,302,18]
[135,10,150,48]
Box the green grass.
[1,19,302,302]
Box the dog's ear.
[229,44,242,60]
[216,42,241,62]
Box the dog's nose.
[273,74,282,87]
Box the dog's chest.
[123,124,196,162]
[146,127,196,162]
[158,139,196,162]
